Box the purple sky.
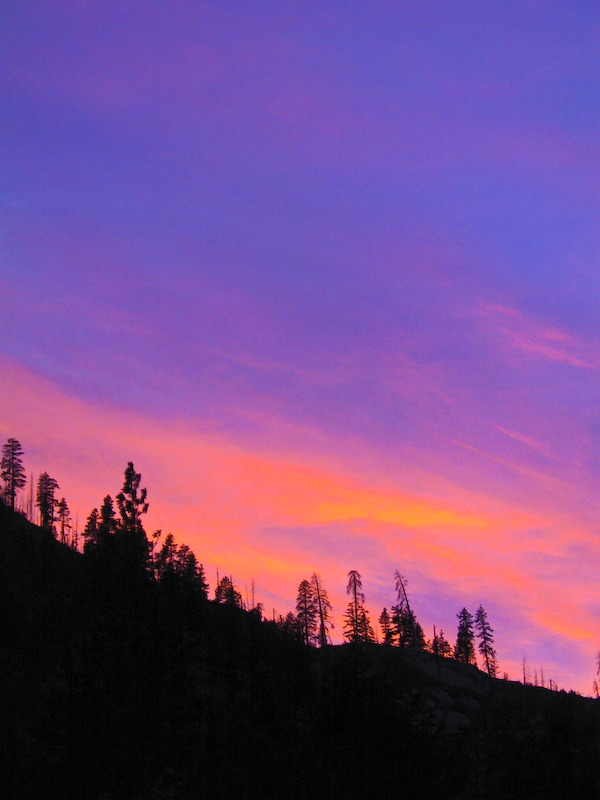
[2,2,600,693]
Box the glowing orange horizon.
[1,357,599,695]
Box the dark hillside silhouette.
[2,490,600,799]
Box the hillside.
[1,500,599,799]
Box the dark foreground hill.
[1,501,599,800]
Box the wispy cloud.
[478,302,600,370]
[495,426,560,463]
[441,434,569,494]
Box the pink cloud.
[495,426,560,463]
[478,302,600,370]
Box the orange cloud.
[2,356,599,694]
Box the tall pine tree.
[115,462,150,579]
[343,570,374,643]
[36,472,59,534]
[1,438,26,510]
[56,497,71,545]
[391,571,425,648]
[454,607,476,665]
[311,572,334,647]
[475,604,498,677]
[83,508,100,555]
[215,575,242,606]
[296,579,317,646]
[379,607,393,645]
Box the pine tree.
[357,607,375,642]
[99,495,117,539]
[56,497,71,545]
[28,472,34,521]
[379,607,393,645]
[311,572,334,647]
[83,508,100,555]
[36,472,59,534]
[215,575,242,606]
[71,516,79,551]
[116,463,148,533]
[151,528,163,576]
[176,543,196,582]
[277,611,301,640]
[153,530,208,599]
[343,570,374,643]
[392,606,426,648]
[156,532,177,579]
[296,578,317,646]
[115,462,150,578]
[1,438,26,510]
[195,560,209,599]
[454,607,476,665]
[391,571,425,648]
[433,628,453,658]
[475,604,498,677]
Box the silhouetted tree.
[276,611,301,640]
[311,572,334,647]
[343,570,374,643]
[593,651,600,698]
[454,607,476,665]
[83,507,99,555]
[391,571,425,648]
[195,560,209,598]
[475,604,498,677]
[215,575,242,606]
[56,497,71,545]
[36,472,59,534]
[176,543,209,597]
[71,520,79,551]
[358,607,375,642]
[156,532,177,579]
[83,495,119,565]
[1,438,26,510]
[152,530,208,599]
[296,578,317,646]
[115,462,150,578]
[433,628,453,658]
[116,463,148,531]
[392,605,426,648]
[99,495,117,539]
[151,528,163,576]
[379,607,393,645]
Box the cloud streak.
[479,303,600,371]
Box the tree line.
[283,564,499,677]
[3,435,595,691]
[1,437,75,547]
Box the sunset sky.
[2,2,600,693]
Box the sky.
[1,1,600,693]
